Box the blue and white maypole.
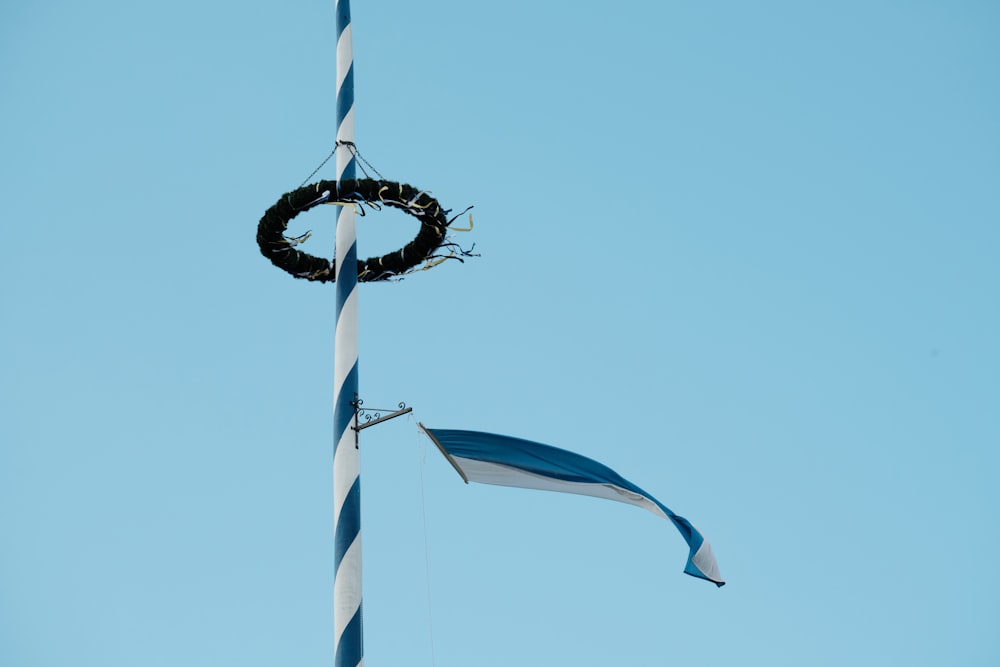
[332,1,362,666]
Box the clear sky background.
[2,1,998,665]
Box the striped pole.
[333,1,362,666]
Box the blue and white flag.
[420,425,724,587]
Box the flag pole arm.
[354,405,413,431]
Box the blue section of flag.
[422,427,724,587]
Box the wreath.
[257,178,453,282]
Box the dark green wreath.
[257,178,452,282]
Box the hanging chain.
[299,141,385,188]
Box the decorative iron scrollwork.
[350,397,413,434]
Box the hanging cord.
[340,140,386,181]
[298,146,338,188]
[299,141,386,187]
[414,418,438,667]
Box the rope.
[299,141,386,188]
[416,421,438,667]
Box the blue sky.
[2,1,998,665]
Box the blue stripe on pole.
[334,477,361,573]
[333,362,359,450]
[337,65,355,132]
[335,239,358,309]
[336,2,351,40]
[336,607,363,667]
[422,427,725,587]
[341,156,357,180]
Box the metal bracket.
[351,397,412,435]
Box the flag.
[420,425,724,587]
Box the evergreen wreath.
[258,178,452,282]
